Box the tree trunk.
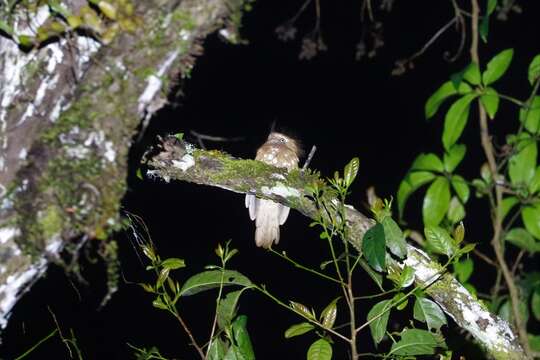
[0,0,248,330]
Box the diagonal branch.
[145,136,526,360]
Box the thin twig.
[511,250,525,276]
[173,312,206,359]
[189,130,244,142]
[302,145,317,170]
[269,248,343,284]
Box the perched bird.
[245,132,302,248]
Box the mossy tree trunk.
[0,0,248,330]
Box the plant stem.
[470,0,531,357]
[268,248,344,285]
[172,311,205,359]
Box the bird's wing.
[278,205,290,225]
[245,194,257,221]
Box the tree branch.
[145,137,526,360]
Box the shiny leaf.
[398,171,436,218]
[528,54,540,86]
[422,177,451,226]
[284,322,314,338]
[480,87,500,119]
[443,144,466,172]
[362,223,386,272]
[413,297,447,331]
[307,339,332,360]
[368,300,391,345]
[425,81,472,119]
[482,49,514,85]
[382,217,407,258]
[180,270,252,296]
[424,225,456,256]
[443,94,477,151]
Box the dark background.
[3,1,540,359]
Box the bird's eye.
[280,137,286,143]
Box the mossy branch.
[145,136,526,360]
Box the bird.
[245,132,302,248]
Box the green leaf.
[447,197,465,224]
[399,265,416,288]
[218,289,248,330]
[156,268,170,289]
[413,297,447,331]
[398,171,436,218]
[532,289,540,321]
[425,82,456,119]
[498,299,529,324]
[480,87,500,119]
[161,258,186,270]
[528,54,540,86]
[487,0,497,14]
[362,223,386,272]
[530,334,540,352]
[443,94,477,151]
[344,157,360,187]
[509,135,537,186]
[451,175,470,203]
[522,206,540,240]
[482,49,514,85]
[0,20,14,36]
[367,300,391,345]
[520,96,540,134]
[505,228,540,253]
[479,13,490,43]
[284,322,314,338]
[501,196,519,221]
[411,153,444,172]
[453,222,465,244]
[454,258,474,283]
[208,338,228,360]
[232,315,255,360]
[152,297,168,310]
[530,167,540,194]
[424,225,456,256]
[320,297,340,329]
[307,339,332,360]
[179,270,252,296]
[422,177,451,226]
[389,329,446,356]
[463,62,481,85]
[425,81,472,119]
[382,217,407,258]
[444,144,466,172]
[290,301,316,320]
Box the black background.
[3,1,540,359]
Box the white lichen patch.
[0,228,20,245]
[0,235,63,329]
[172,154,195,171]
[104,141,116,163]
[0,265,39,328]
[261,184,300,198]
[270,173,286,180]
[18,148,27,160]
[65,145,90,159]
[137,50,179,114]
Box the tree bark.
[145,136,526,360]
[0,0,248,330]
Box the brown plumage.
[245,132,301,248]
